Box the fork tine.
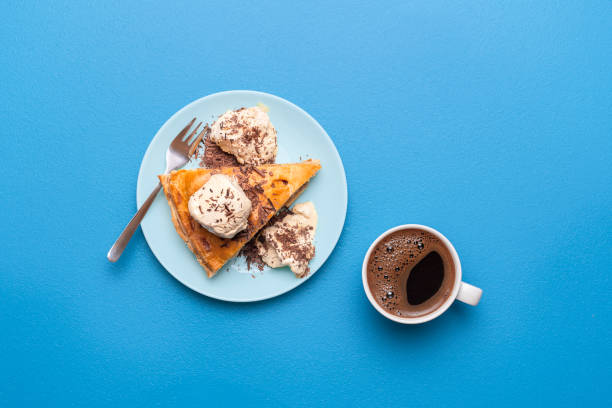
[176,117,197,141]
[184,121,202,143]
[188,127,207,157]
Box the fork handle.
[107,182,162,262]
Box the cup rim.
[361,224,463,324]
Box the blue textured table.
[1,2,611,406]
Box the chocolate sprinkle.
[241,239,266,271]
[200,237,211,251]
[252,167,266,177]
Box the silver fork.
[107,118,205,262]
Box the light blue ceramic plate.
[137,91,347,302]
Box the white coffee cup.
[362,224,482,324]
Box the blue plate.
[137,91,347,302]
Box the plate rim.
[137,90,348,302]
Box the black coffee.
[405,251,445,305]
[366,229,456,318]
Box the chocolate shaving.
[256,204,268,224]
[202,133,239,168]
[271,207,292,223]
[252,167,266,177]
[234,229,248,241]
[241,239,266,271]
[272,227,314,265]
[199,237,211,251]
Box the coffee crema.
[366,229,456,318]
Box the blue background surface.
[1,1,611,406]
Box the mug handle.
[456,282,482,306]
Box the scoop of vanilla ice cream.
[256,202,318,278]
[209,107,277,165]
[258,238,284,268]
[188,174,252,239]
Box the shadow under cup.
[364,227,458,320]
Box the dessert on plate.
[159,106,322,279]
[159,160,320,278]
